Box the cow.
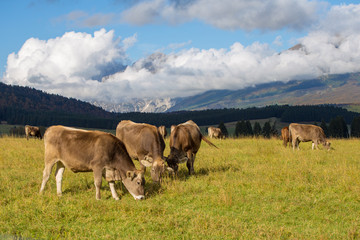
[25,125,42,140]
[158,125,167,139]
[39,126,145,200]
[281,126,290,147]
[207,126,224,139]
[116,120,167,183]
[289,123,331,150]
[166,120,218,175]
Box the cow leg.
[186,151,195,175]
[312,142,315,150]
[314,140,319,150]
[109,182,120,200]
[292,138,297,150]
[39,161,57,193]
[93,168,103,200]
[55,162,65,196]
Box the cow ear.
[126,171,135,179]
[144,156,153,163]
[140,160,152,167]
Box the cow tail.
[201,135,219,149]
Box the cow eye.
[137,180,141,185]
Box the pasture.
[1,136,360,239]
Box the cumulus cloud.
[121,0,325,31]
[2,29,127,100]
[3,4,360,105]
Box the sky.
[1,0,360,104]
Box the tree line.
[218,115,360,138]
[1,104,359,131]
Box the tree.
[271,121,278,137]
[217,122,229,137]
[320,119,329,137]
[262,121,272,138]
[253,122,262,137]
[245,120,253,137]
[351,116,360,138]
[329,116,349,138]
[235,120,246,137]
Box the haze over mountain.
[88,72,360,113]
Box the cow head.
[165,147,188,173]
[140,157,166,183]
[122,170,145,200]
[323,141,331,150]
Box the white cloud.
[121,0,325,31]
[317,4,360,35]
[122,33,138,50]
[2,29,127,100]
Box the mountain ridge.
[166,72,360,112]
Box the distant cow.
[289,123,331,150]
[158,125,167,139]
[207,127,224,139]
[166,120,218,175]
[39,126,145,200]
[25,125,42,140]
[281,126,290,147]
[116,120,167,183]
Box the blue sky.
[1,0,360,104]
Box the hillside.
[168,73,360,112]
[0,81,358,130]
[0,82,112,118]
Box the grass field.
[1,136,360,239]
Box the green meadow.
[1,136,360,239]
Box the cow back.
[170,120,202,153]
[116,120,165,160]
[289,123,326,142]
[44,125,134,174]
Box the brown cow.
[25,125,42,140]
[289,123,331,150]
[158,125,167,139]
[281,126,290,147]
[116,120,166,183]
[166,120,218,175]
[39,126,145,200]
[207,126,224,139]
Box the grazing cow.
[281,126,290,147]
[207,126,224,139]
[39,126,145,200]
[289,123,331,150]
[158,125,167,139]
[25,125,42,140]
[116,120,167,183]
[166,120,218,175]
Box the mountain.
[91,97,177,113]
[167,72,360,112]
